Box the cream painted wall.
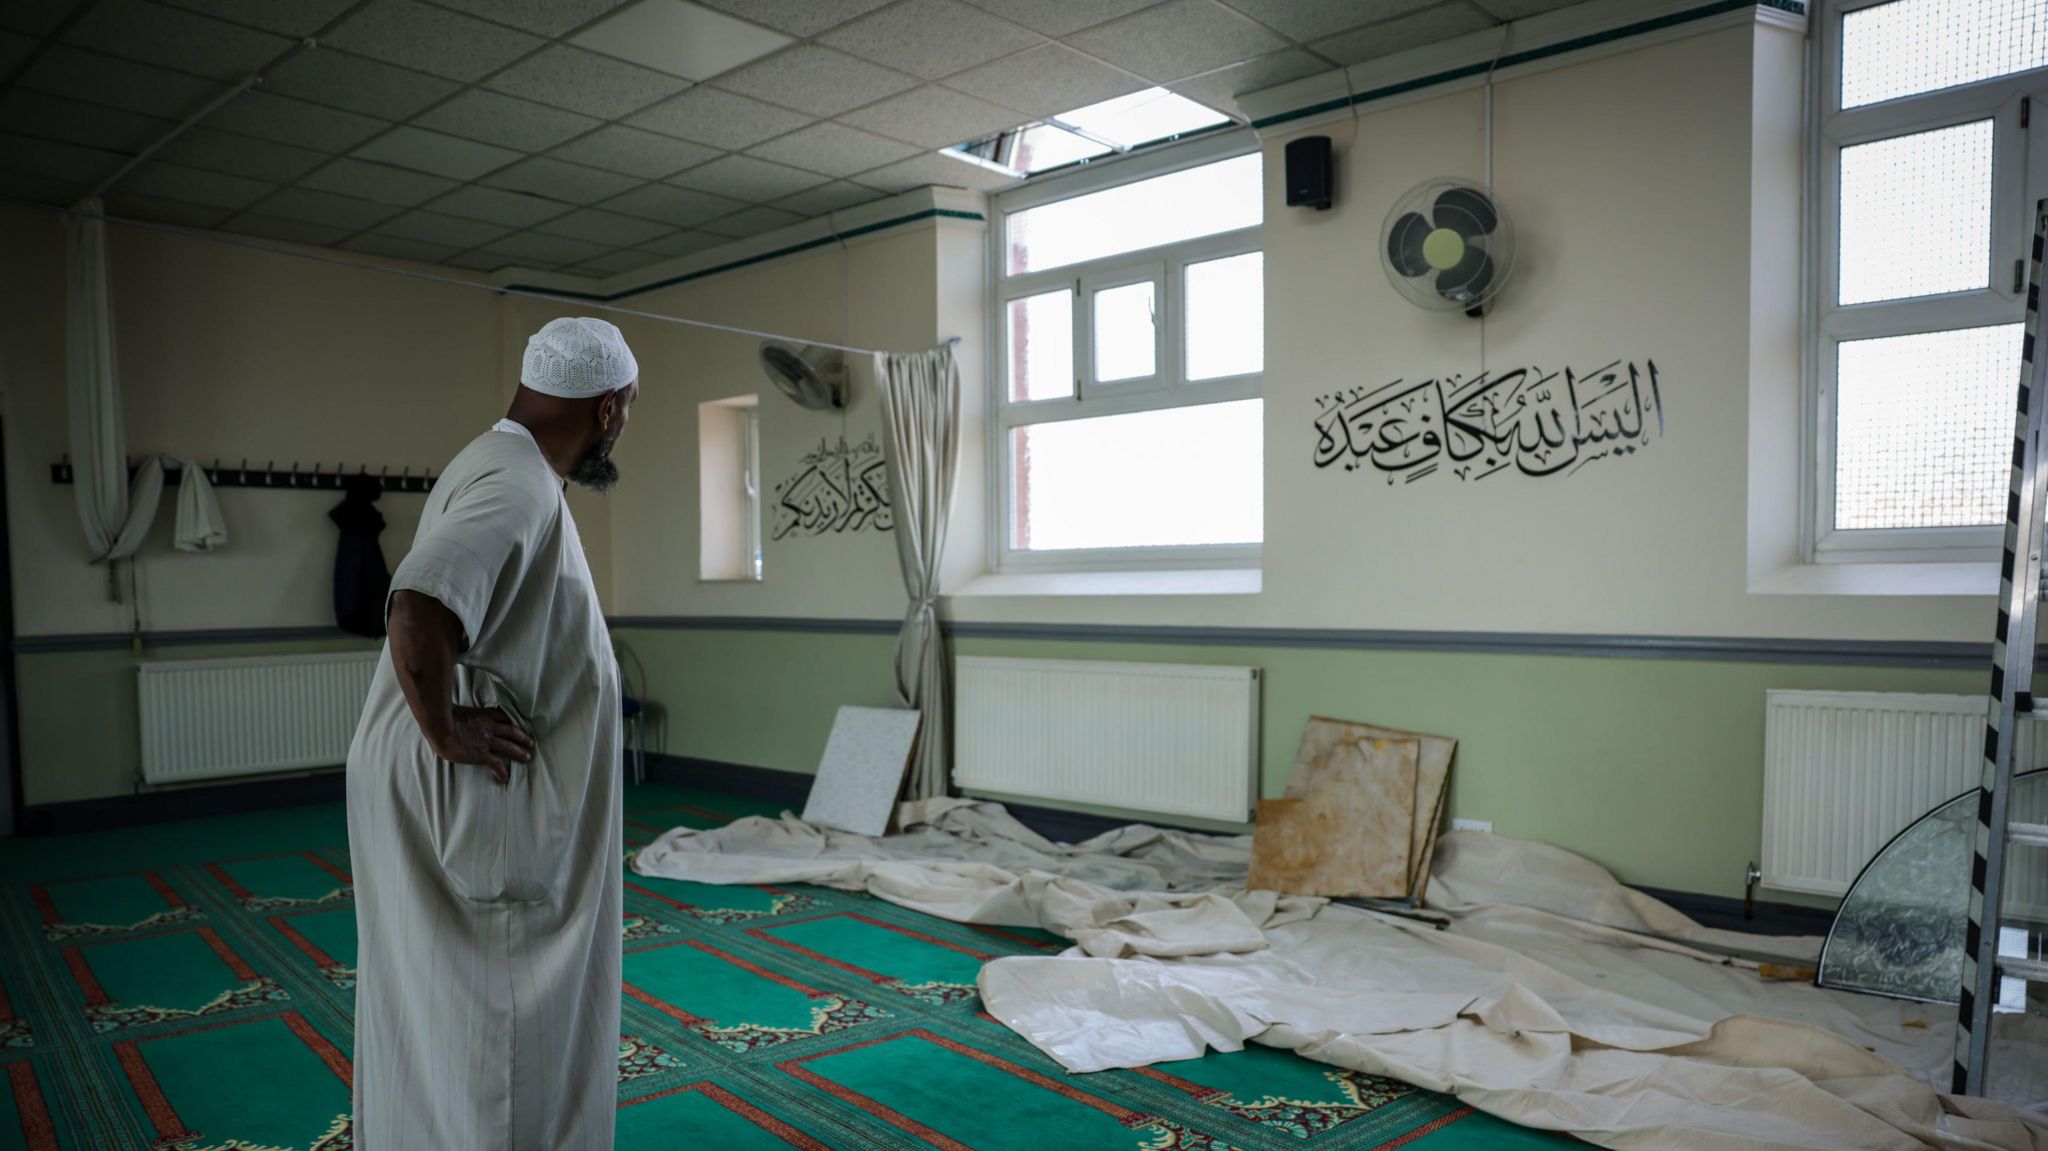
[0,203,506,638]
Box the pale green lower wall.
[615,625,1984,901]
[16,637,380,806]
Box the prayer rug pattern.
[0,787,1583,1149]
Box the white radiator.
[1762,690,2048,899]
[138,652,381,784]
[952,656,1260,823]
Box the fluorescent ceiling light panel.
[571,0,791,80]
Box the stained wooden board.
[1252,736,1419,898]
[1287,717,1455,901]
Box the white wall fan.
[758,340,846,410]
[1380,178,1515,317]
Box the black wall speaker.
[1285,135,1333,210]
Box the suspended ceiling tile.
[414,89,602,153]
[772,179,882,217]
[479,229,610,266]
[65,0,291,81]
[1217,0,1438,42]
[0,131,124,183]
[354,126,522,181]
[218,212,355,245]
[0,168,82,205]
[690,0,894,38]
[323,0,544,82]
[943,43,1143,118]
[745,119,918,177]
[836,85,1023,149]
[599,182,743,227]
[428,184,574,227]
[20,45,226,118]
[1065,0,1287,84]
[431,0,632,36]
[1168,47,1325,117]
[668,153,823,200]
[245,186,402,230]
[341,232,462,263]
[626,86,811,150]
[482,156,643,204]
[0,89,174,154]
[697,203,799,238]
[158,127,328,182]
[485,44,691,120]
[570,0,790,80]
[0,0,88,36]
[566,247,670,276]
[0,29,38,75]
[820,0,1043,82]
[855,149,1018,193]
[155,0,360,36]
[118,160,275,208]
[373,209,513,248]
[955,0,1158,38]
[446,248,513,271]
[300,157,456,206]
[547,124,721,179]
[101,190,232,227]
[711,45,916,119]
[535,206,675,246]
[207,90,389,152]
[637,227,725,257]
[1471,0,1580,18]
[1310,3,1499,66]
[262,48,462,121]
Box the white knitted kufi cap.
[520,316,639,398]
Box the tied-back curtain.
[66,198,161,598]
[875,345,961,801]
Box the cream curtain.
[875,346,961,801]
[66,198,159,598]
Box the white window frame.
[985,129,1264,573]
[1807,0,2045,563]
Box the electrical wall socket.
[1451,818,1493,833]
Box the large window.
[1813,0,2048,560]
[989,138,1264,570]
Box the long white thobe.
[347,422,621,1150]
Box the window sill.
[950,568,1262,597]
[1749,561,1998,597]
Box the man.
[347,316,638,1149]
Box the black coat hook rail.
[48,458,437,494]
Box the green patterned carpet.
[0,784,1581,1150]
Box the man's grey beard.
[568,442,619,492]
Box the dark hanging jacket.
[330,475,392,638]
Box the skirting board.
[19,769,346,836]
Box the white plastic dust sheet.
[631,800,2048,1151]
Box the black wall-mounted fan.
[1380,179,1515,317]
[759,341,846,410]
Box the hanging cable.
[6,195,960,357]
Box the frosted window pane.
[1006,153,1261,274]
[1056,88,1228,149]
[1843,0,2048,109]
[1011,400,1262,551]
[1833,324,2021,530]
[1186,252,1263,380]
[1839,120,1991,305]
[1093,281,1155,382]
[1013,124,1111,173]
[1007,290,1073,403]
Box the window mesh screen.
[1843,0,2048,109]
[1839,120,1992,305]
[1834,324,2023,531]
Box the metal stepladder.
[1956,198,2048,1097]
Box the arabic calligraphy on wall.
[772,436,894,539]
[1312,360,1663,484]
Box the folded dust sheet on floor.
[632,800,2048,1151]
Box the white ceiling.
[0,0,1574,279]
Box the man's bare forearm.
[387,589,463,749]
